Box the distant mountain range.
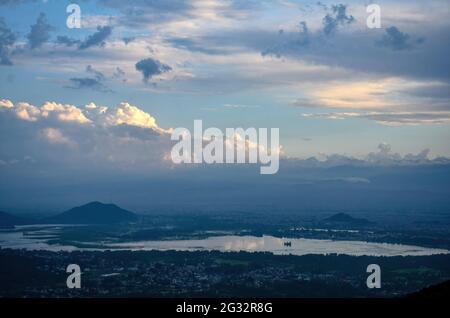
[321,213,373,226]
[0,202,138,227]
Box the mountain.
[0,211,32,228]
[321,213,373,226]
[45,201,138,224]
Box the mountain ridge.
[0,211,33,228]
[44,201,138,224]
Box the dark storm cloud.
[376,26,422,51]
[27,13,54,49]
[135,58,171,82]
[79,26,112,50]
[0,17,16,65]
[322,4,355,35]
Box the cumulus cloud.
[366,142,430,164]
[8,101,91,123]
[79,25,113,50]
[0,99,13,108]
[0,99,169,133]
[27,13,54,49]
[0,17,16,65]
[283,143,445,168]
[100,102,169,134]
[0,99,173,174]
[135,58,172,82]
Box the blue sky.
[0,0,449,159]
[1,0,450,211]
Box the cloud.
[0,99,170,132]
[302,111,450,126]
[68,77,109,92]
[0,99,172,174]
[27,13,54,49]
[366,142,430,164]
[79,26,113,50]
[56,35,81,47]
[261,21,310,57]
[41,127,74,146]
[322,4,355,35]
[67,65,110,92]
[135,58,172,82]
[96,0,192,27]
[223,103,260,109]
[103,102,170,134]
[0,17,16,65]
[376,26,421,51]
[167,37,227,55]
[122,36,135,45]
[113,66,126,81]
[283,143,446,168]
[0,99,13,108]
[86,64,105,81]
[292,79,450,113]
[8,101,91,123]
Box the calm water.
[1,226,449,256]
[107,235,450,257]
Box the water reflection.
[1,226,449,256]
[108,235,450,257]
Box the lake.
[1,226,449,256]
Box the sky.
[0,0,450,211]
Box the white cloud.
[99,102,170,134]
[302,111,450,126]
[0,99,13,108]
[1,99,170,132]
[0,98,173,172]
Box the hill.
[44,201,138,224]
[407,279,450,298]
[0,211,32,228]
